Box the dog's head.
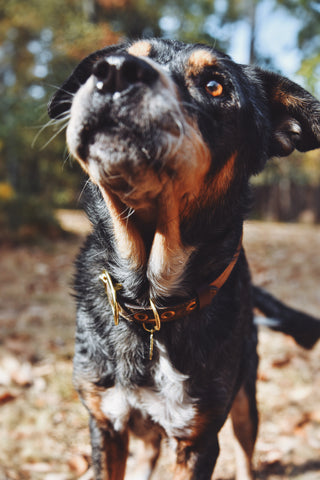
[49,39,320,295]
[49,38,320,216]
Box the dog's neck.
[97,180,244,304]
[100,184,195,300]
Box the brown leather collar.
[100,233,243,329]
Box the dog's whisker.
[46,83,76,97]
[38,119,70,150]
[120,206,135,221]
[62,150,73,169]
[89,246,110,260]
[102,172,123,181]
[77,178,92,204]
[32,115,70,149]
[123,184,138,200]
[51,101,72,111]
[124,208,135,228]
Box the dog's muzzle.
[66,52,209,210]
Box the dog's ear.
[256,68,320,157]
[48,44,122,119]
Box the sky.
[228,0,302,77]
[160,0,306,82]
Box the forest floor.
[0,213,320,480]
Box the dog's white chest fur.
[100,343,196,437]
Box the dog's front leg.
[89,415,129,480]
[173,436,220,480]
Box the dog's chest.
[100,343,196,437]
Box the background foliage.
[0,0,320,239]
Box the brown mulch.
[0,215,319,480]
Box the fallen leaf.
[310,410,320,423]
[12,361,33,386]
[257,371,269,382]
[44,474,70,480]
[22,463,51,472]
[261,448,282,465]
[68,454,89,475]
[0,390,17,405]
[0,365,11,385]
[271,354,292,368]
[79,467,94,480]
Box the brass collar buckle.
[98,233,242,361]
[99,270,122,326]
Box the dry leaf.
[12,361,33,386]
[22,463,51,472]
[68,454,89,475]
[0,389,17,405]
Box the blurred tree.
[156,0,319,80]
[292,1,320,94]
[0,0,119,240]
[0,0,319,240]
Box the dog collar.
[100,232,243,358]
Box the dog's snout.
[93,54,159,94]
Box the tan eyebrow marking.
[127,41,152,57]
[186,49,217,77]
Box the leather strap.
[111,232,243,327]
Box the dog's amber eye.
[205,80,223,97]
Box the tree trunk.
[248,0,257,64]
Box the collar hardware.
[99,270,122,326]
[99,232,243,359]
[186,300,197,312]
[142,323,156,360]
[149,298,161,331]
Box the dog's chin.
[68,129,170,210]
[91,158,164,211]
[99,173,164,211]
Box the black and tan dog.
[48,39,320,480]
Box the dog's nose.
[93,54,159,94]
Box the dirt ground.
[0,214,319,480]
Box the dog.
[48,38,320,480]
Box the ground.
[0,214,319,480]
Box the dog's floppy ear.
[257,68,320,157]
[48,44,122,119]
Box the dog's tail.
[252,285,320,350]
